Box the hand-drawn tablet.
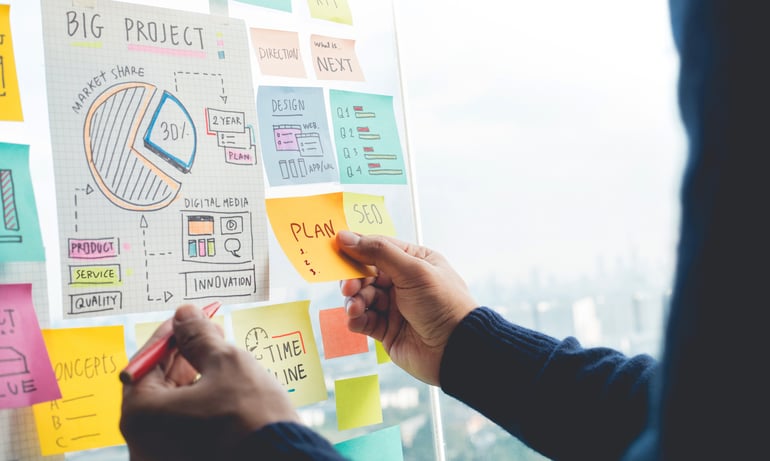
[143,91,197,173]
[83,82,193,211]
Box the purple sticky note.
[0,283,61,408]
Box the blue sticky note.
[334,425,404,461]
[257,86,338,186]
[0,143,45,262]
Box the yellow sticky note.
[343,192,396,236]
[231,300,327,408]
[375,340,391,364]
[33,326,128,455]
[0,4,23,121]
[134,315,225,350]
[306,0,353,25]
[335,374,382,431]
[266,193,374,283]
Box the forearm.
[440,307,657,461]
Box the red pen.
[119,301,222,385]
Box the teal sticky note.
[0,143,45,261]
[329,90,407,185]
[234,0,292,12]
[334,425,404,461]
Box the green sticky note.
[330,90,407,185]
[0,143,45,261]
[234,0,291,12]
[335,425,404,461]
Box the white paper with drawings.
[41,0,269,318]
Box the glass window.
[395,1,685,459]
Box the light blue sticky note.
[334,425,404,461]
[329,90,407,185]
[234,0,292,12]
[0,143,45,261]
[257,85,339,186]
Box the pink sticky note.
[319,307,368,359]
[0,283,61,408]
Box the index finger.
[336,231,433,281]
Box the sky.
[392,0,686,285]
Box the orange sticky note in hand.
[265,193,373,283]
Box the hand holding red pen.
[120,304,300,461]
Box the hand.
[120,304,300,461]
[337,231,478,386]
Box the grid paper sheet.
[41,0,269,319]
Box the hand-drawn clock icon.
[244,326,269,359]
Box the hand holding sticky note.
[266,192,395,283]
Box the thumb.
[337,230,431,281]
[172,304,226,373]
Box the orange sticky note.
[250,28,306,78]
[310,34,364,81]
[319,307,368,359]
[32,326,128,455]
[265,193,373,282]
[0,4,23,121]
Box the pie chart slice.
[84,82,183,211]
[143,91,197,173]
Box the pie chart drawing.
[83,82,197,211]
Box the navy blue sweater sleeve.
[440,307,657,461]
[233,422,348,460]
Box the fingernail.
[338,230,360,246]
[344,297,353,314]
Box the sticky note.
[134,314,225,350]
[329,90,406,185]
[375,340,391,364]
[33,326,128,455]
[265,193,374,283]
[310,34,363,81]
[256,85,338,186]
[250,28,306,78]
[235,0,291,11]
[0,284,60,409]
[343,192,396,236]
[335,374,382,431]
[319,307,368,359]
[307,0,353,25]
[231,300,327,408]
[0,143,45,262]
[0,4,23,121]
[335,425,404,461]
